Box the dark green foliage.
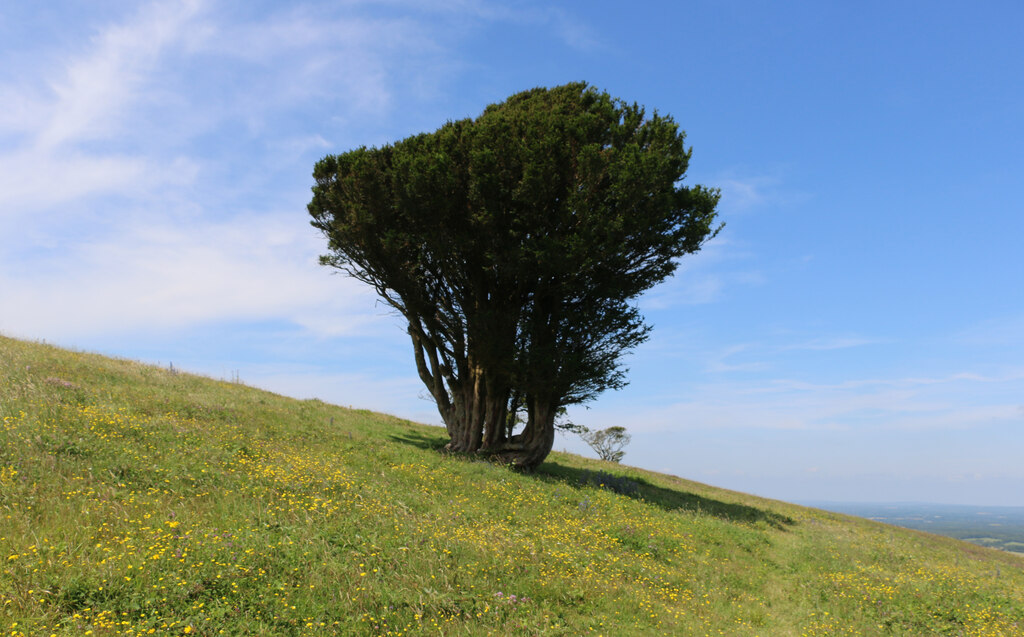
[309,82,720,469]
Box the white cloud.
[574,370,1024,435]
[0,1,207,221]
[0,0,618,350]
[955,313,1024,348]
[241,366,438,425]
[0,149,148,213]
[529,6,602,51]
[705,343,770,373]
[0,0,459,213]
[717,176,772,213]
[639,237,764,309]
[0,86,47,139]
[389,0,602,52]
[780,336,883,351]
[0,211,383,341]
[183,8,436,115]
[0,1,464,343]
[766,369,1024,392]
[36,0,205,149]
[642,334,884,376]
[708,168,810,218]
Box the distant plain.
[805,502,1024,554]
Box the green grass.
[2,334,1023,636]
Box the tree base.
[442,434,554,473]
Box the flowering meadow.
[2,335,1023,635]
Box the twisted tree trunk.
[409,320,556,471]
[489,397,556,471]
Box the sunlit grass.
[2,334,1023,635]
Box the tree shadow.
[386,430,795,530]
[387,430,448,451]
[537,461,796,530]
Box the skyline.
[1,1,1022,505]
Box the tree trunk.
[489,396,556,471]
[444,379,480,453]
[441,363,512,455]
[410,321,553,468]
[438,377,555,469]
[480,376,509,451]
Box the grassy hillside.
[2,335,1023,636]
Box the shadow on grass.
[538,461,796,530]
[386,430,794,530]
[387,430,448,451]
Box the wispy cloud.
[0,1,206,217]
[711,169,810,217]
[240,365,437,424]
[0,211,386,340]
[705,344,770,373]
[409,0,602,51]
[1,1,610,346]
[35,0,205,149]
[0,1,469,342]
[185,6,447,117]
[780,336,884,351]
[954,313,1024,348]
[576,367,1024,435]
[0,149,154,213]
[639,238,764,309]
[677,335,884,375]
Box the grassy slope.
[1,335,1022,636]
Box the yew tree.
[308,83,720,470]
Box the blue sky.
[2,1,1022,506]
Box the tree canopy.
[308,82,720,470]
[578,425,632,464]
